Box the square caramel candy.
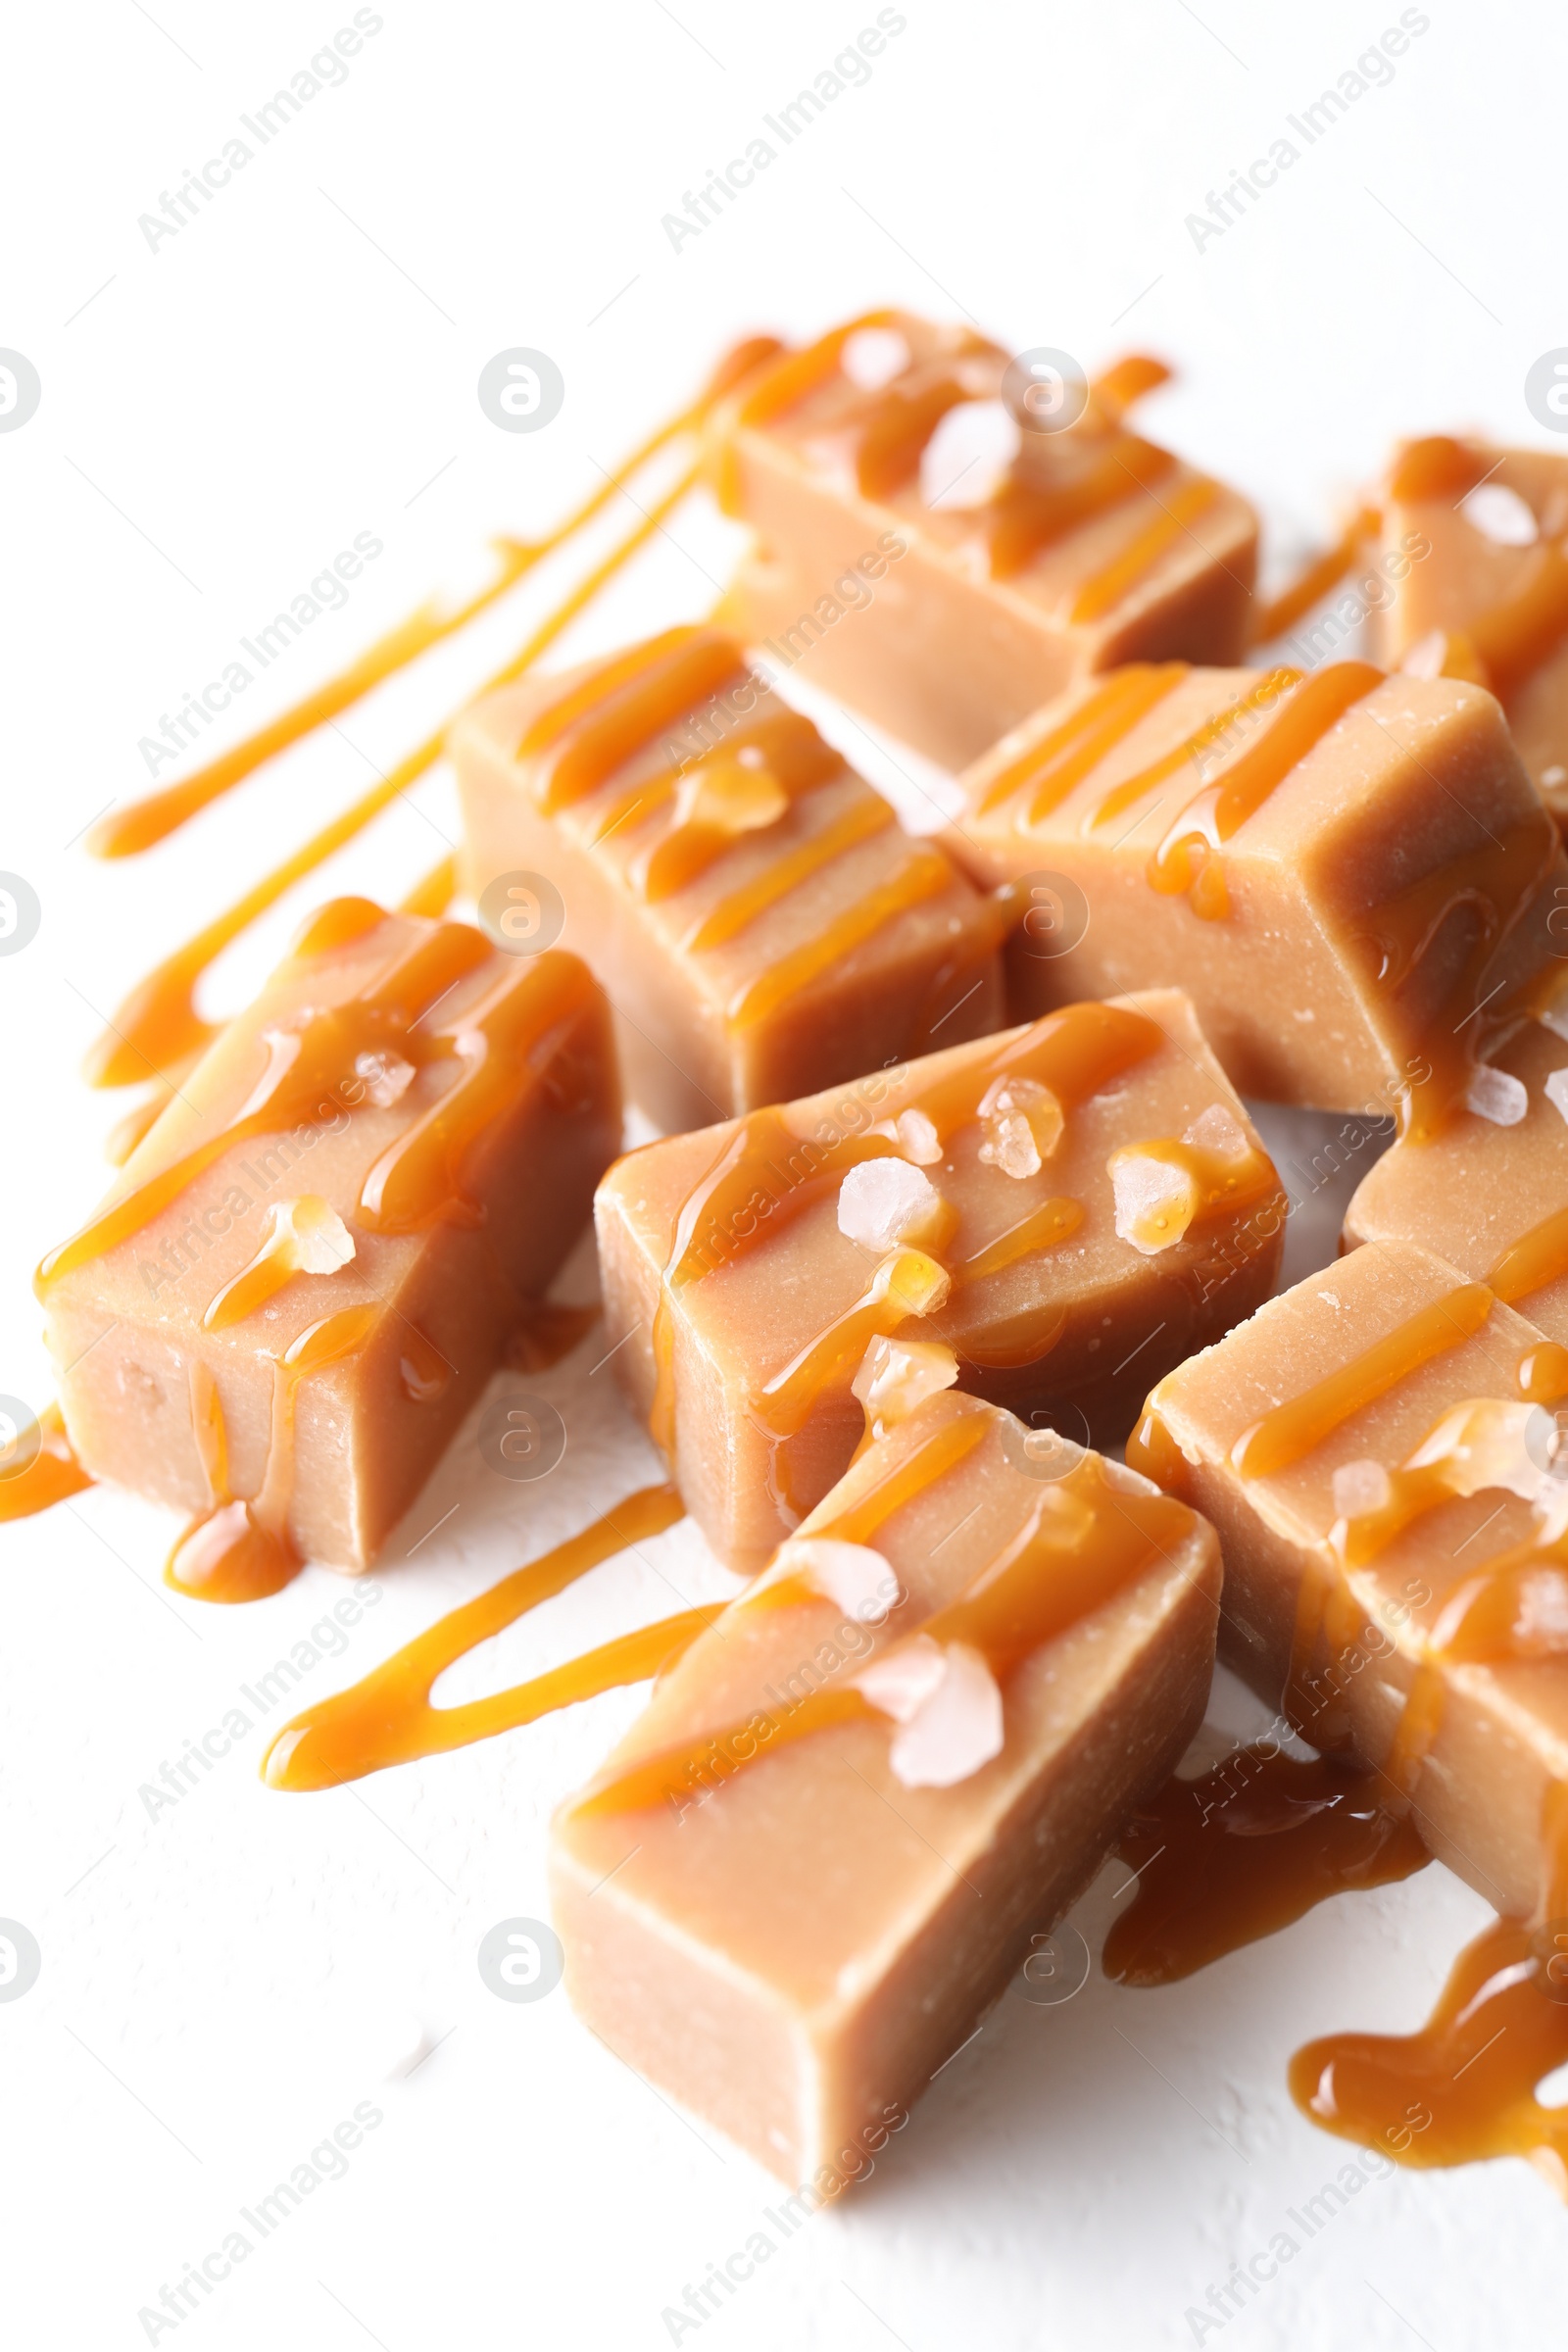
[453,626,1004,1135]
[595,984,1283,1570]
[1346,1009,1568,1346]
[950,658,1568,1135]
[38,901,619,1594]
[551,1381,1221,2186]
[707,312,1258,769]
[1371,435,1568,822]
[1129,1237,1568,1919]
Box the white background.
[3,1,1565,2345]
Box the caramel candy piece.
[551,1384,1221,2185]
[1130,1238,1568,1919]
[709,313,1258,769]
[1372,436,1568,822]
[38,902,619,1589]
[1346,1012,1568,1345]
[453,626,1004,1134]
[950,659,1568,1137]
[595,985,1283,1568]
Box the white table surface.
[5,3,1566,2343]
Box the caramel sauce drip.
[856,373,975,501]
[166,1304,379,1603]
[521,627,747,813]
[573,1430,1191,1819]
[960,1198,1083,1281]
[261,1483,693,1788]
[1291,1914,1568,2180]
[1229,1282,1493,1480]
[1147,662,1384,918]
[1089,666,1300,831]
[91,338,778,860]
[977,663,1188,822]
[398,855,459,920]
[712,312,902,511]
[0,1400,94,1521]
[682,792,895,955]
[1103,1746,1430,1986]
[1069,476,1223,624]
[1361,812,1559,1144]
[1251,508,1383,647]
[39,912,593,1288]
[988,436,1177,583]
[1488,1206,1568,1307]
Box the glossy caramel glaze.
[0,1401,95,1520]
[1103,1746,1429,1985]
[262,1484,691,1787]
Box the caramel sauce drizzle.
[977,662,1188,821]
[681,793,894,955]
[1387,435,1492,506]
[1147,662,1384,919]
[1227,1282,1494,1480]
[261,1483,696,1788]
[39,912,592,1289]
[1250,508,1383,647]
[1103,1746,1430,1986]
[1067,475,1223,624]
[167,1304,379,1602]
[645,1001,1163,1455]
[0,1401,94,1521]
[1385,435,1568,703]
[631,711,843,903]
[989,436,1178,584]
[725,846,954,1029]
[520,627,747,812]
[572,1418,1191,1819]
[1087,665,1299,832]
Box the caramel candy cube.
[951,659,1568,1135]
[1130,1237,1568,1919]
[595,985,1283,1568]
[453,626,1004,1134]
[1372,435,1568,822]
[1346,1010,1568,1346]
[39,902,619,1588]
[552,1384,1221,2185]
[709,312,1258,769]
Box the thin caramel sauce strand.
[974,666,1180,818]
[91,337,782,861]
[522,628,747,811]
[1069,476,1223,625]
[726,847,953,1029]
[1230,1282,1494,1480]
[989,435,1176,582]
[682,792,894,954]
[856,372,974,501]
[1290,1913,1568,2173]
[40,912,493,1287]
[1491,1210,1568,1309]
[0,1400,95,1522]
[755,1249,949,1441]
[1148,662,1384,909]
[261,1484,692,1788]
[82,461,707,1091]
[398,856,458,919]
[960,1198,1083,1282]
[1089,667,1301,831]
[1250,509,1383,647]
[1103,1746,1429,1986]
